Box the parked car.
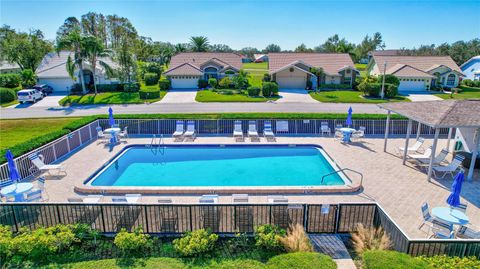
[32,84,53,96]
[17,89,43,104]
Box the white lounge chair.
[248,121,259,141]
[232,194,249,203]
[200,194,218,204]
[320,122,331,136]
[416,149,449,166]
[351,126,366,141]
[119,126,128,142]
[172,120,184,141]
[184,121,196,141]
[408,146,432,160]
[233,120,244,142]
[96,127,108,143]
[112,194,142,203]
[25,189,42,202]
[29,154,66,176]
[397,137,425,155]
[264,121,275,141]
[456,225,480,239]
[82,195,103,203]
[432,155,465,179]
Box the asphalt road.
[0,102,386,119]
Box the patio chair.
[183,121,196,141]
[430,221,454,239]
[119,126,129,142]
[264,121,275,142]
[233,120,244,142]
[397,137,425,155]
[0,180,13,190]
[232,194,249,203]
[351,126,366,141]
[416,149,449,166]
[172,120,184,141]
[454,203,467,213]
[96,127,108,143]
[248,121,259,141]
[28,154,67,176]
[418,202,450,234]
[25,189,42,202]
[335,124,343,130]
[432,155,465,179]
[199,194,219,204]
[408,146,432,160]
[320,122,331,136]
[456,225,480,239]
[334,129,343,140]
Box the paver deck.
[36,136,479,239]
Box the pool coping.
[74,144,362,195]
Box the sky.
[1,0,479,50]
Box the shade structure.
[5,150,20,181]
[346,107,353,127]
[108,107,115,127]
[446,170,465,207]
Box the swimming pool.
[85,145,347,189]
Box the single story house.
[254,54,268,63]
[460,55,480,81]
[367,54,464,92]
[164,52,243,89]
[268,53,358,89]
[36,51,118,93]
[0,61,21,74]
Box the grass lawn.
[196,89,279,102]
[0,117,80,150]
[433,85,480,100]
[309,90,409,103]
[59,91,165,106]
[355,63,368,78]
[0,86,22,107]
[242,62,268,70]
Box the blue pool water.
[88,146,345,187]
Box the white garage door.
[170,77,199,89]
[276,76,306,89]
[38,78,73,93]
[398,80,426,92]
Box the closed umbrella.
[446,170,465,208]
[5,149,20,182]
[108,107,115,127]
[345,107,353,127]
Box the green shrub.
[20,69,37,88]
[358,82,381,97]
[144,72,160,86]
[139,88,161,99]
[233,71,250,89]
[262,82,279,97]
[198,79,208,89]
[377,74,400,86]
[0,73,21,88]
[385,83,398,98]
[247,86,261,96]
[96,84,123,92]
[218,77,233,88]
[418,255,480,269]
[208,78,218,88]
[460,79,480,88]
[225,70,235,75]
[114,227,151,255]
[319,83,352,89]
[266,252,336,269]
[209,259,266,269]
[263,74,271,82]
[123,83,140,92]
[173,229,218,257]
[362,250,427,269]
[137,61,162,80]
[0,225,12,260]
[159,79,171,90]
[0,87,16,103]
[254,224,285,251]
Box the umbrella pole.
[427,128,440,181]
[467,128,479,181]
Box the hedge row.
[139,89,161,99]
[0,88,16,103]
[318,84,352,89]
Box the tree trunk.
[92,60,98,95]
[78,61,86,94]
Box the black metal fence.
[1,202,477,257]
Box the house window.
[446,74,456,86]
[343,76,352,84]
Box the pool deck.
[37,136,479,239]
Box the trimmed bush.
[418,255,480,269]
[139,88,161,99]
[144,72,160,86]
[266,252,336,269]
[218,77,233,88]
[363,250,427,269]
[208,78,218,88]
[385,83,398,98]
[0,88,16,103]
[263,74,271,82]
[20,69,37,88]
[114,227,151,255]
[173,229,218,257]
[255,224,285,251]
[96,84,123,92]
[319,83,352,90]
[460,79,480,88]
[358,82,381,97]
[247,86,261,96]
[209,259,266,269]
[262,82,279,97]
[123,83,140,92]
[279,224,313,253]
[159,79,171,90]
[0,73,21,88]
[377,74,400,86]
[198,79,208,89]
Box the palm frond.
[66,56,76,80]
[98,60,115,78]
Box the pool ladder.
[149,134,166,156]
[321,168,363,187]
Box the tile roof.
[163,63,203,76]
[372,55,462,74]
[378,100,480,128]
[167,53,243,72]
[0,61,20,70]
[386,64,435,78]
[268,53,355,75]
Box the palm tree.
[174,43,187,53]
[310,67,324,92]
[83,36,114,94]
[189,36,210,52]
[56,29,88,94]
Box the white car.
[17,89,43,104]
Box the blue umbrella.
[5,150,20,182]
[345,107,353,127]
[446,170,465,208]
[108,107,115,127]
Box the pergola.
[379,99,480,181]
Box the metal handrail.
[321,168,363,187]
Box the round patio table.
[432,207,469,225]
[0,183,34,202]
[104,127,121,144]
[340,127,356,143]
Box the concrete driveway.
[400,91,443,102]
[275,89,317,103]
[30,93,67,107]
[157,90,198,103]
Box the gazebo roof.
[378,99,480,128]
